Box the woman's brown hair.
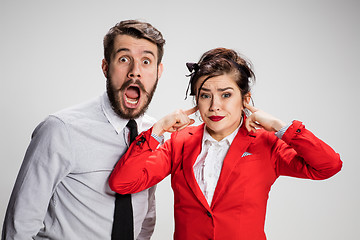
[187,48,255,102]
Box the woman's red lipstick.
[209,116,225,121]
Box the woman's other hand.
[244,103,286,133]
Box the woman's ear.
[242,92,252,117]
[243,92,252,106]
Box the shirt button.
[206,211,212,217]
[136,136,146,145]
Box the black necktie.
[111,119,138,240]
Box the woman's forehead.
[198,74,237,89]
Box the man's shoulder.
[139,113,157,131]
[142,113,157,124]
[51,96,103,124]
[30,96,102,137]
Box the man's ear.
[157,63,164,79]
[101,59,108,78]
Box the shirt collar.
[101,92,143,134]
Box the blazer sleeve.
[272,120,342,180]
[109,127,174,194]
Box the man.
[2,20,165,240]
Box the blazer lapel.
[211,125,256,207]
[182,124,211,210]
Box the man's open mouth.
[124,85,140,108]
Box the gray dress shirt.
[2,93,156,240]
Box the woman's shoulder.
[171,124,204,140]
[240,127,278,145]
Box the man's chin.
[122,109,142,119]
[116,102,148,119]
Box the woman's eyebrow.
[217,87,234,92]
[200,87,211,92]
[200,87,234,92]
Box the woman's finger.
[176,119,195,132]
[245,117,252,132]
[184,106,198,116]
[249,121,262,130]
[173,111,193,128]
[244,102,258,113]
[245,114,262,133]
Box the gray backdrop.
[1,0,359,239]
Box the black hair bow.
[184,62,199,99]
[186,62,199,73]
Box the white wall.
[1,0,359,239]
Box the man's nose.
[128,61,141,79]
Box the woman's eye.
[200,93,210,99]
[143,59,150,65]
[222,93,231,98]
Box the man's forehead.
[113,34,157,57]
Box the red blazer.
[109,120,342,240]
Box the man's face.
[102,34,163,119]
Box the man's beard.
[106,76,158,119]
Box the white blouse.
[193,124,240,206]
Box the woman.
[109,48,342,240]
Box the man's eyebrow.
[143,50,155,58]
[115,48,130,55]
[114,48,155,58]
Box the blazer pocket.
[239,153,260,163]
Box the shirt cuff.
[151,133,164,144]
[275,122,292,139]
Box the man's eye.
[222,93,231,98]
[119,57,128,63]
[143,59,150,64]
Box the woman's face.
[196,73,245,141]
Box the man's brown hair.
[103,20,165,65]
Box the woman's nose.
[209,96,220,111]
